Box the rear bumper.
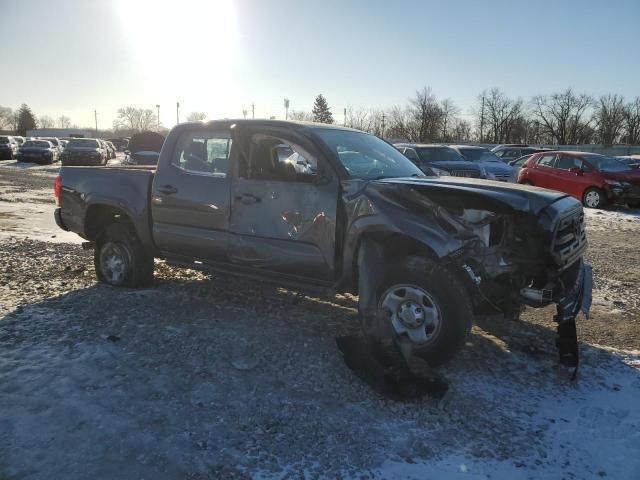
[54,207,69,231]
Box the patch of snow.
[0,201,81,243]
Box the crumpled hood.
[371,176,569,215]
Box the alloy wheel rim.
[99,242,131,285]
[585,191,600,207]
[379,284,442,345]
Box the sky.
[1,0,638,129]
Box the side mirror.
[569,167,584,176]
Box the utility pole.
[381,113,386,138]
[251,103,255,119]
[156,104,160,130]
[284,98,290,120]
[242,109,248,119]
[176,102,180,124]
[94,109,98,136]
[344,108,347,126]
[480,96,485,143]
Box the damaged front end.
[421,190,592,369]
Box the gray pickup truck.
[54,120,591,367]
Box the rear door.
[151,127,233,261]
[228,126,339,282]
[531,153,559,189]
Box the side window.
[172,131,232,177]
[403,148,419,163]
[504,149,521,159]
[556,155,581,170]
[238,133,318,183]
[537,154,557,167]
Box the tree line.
[4,88,639,145]
[292,89,640,146]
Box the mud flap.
[554,262,592,377]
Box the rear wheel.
[583,187,605,209]
[94,223,154,287]
[374,258,473,366]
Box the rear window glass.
[68,139,99,148]
[24,141,50,148]
[416,147,465,163]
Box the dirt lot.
[1,162,639,479]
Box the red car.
[518,151,640,209]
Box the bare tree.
[593,94,626,145]
[113,107,159,132]
[288,109,313,122]
[345,106,371,131]
[451,119,472,142]
[439,98,459,142]
[408,87,442,142]
[530,89,593,144]
[384,105,413,141]
[478,88,524,143]
[0,105,14,130]
[57,115,72,128]
[623,97,640,144]
[39,115,55,128]
[186,111,207,122]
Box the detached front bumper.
[554,260,592,369]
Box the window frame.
[536,154,557,168]
[171,129,233,179]
[234,126,330,184]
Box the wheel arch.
[84,203,137,241]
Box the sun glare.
[117,0,238,106]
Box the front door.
[228,127,339,282]
[554,154,592,200]
[151,127,233,261]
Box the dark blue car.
[394,143,485,178]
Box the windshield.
[43,138,59,146]
[313,129,425,179]
[24,141,50,148]
[416,147,466,163]
[584,154,632,172]
[459,148,502,163]
[0,137,10,144]
[68,139,99,148]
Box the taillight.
[54,175,61,205]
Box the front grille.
[551,204,587,268]
[451,169,480,178]
[493,172,511,181]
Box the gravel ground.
[1,162,639,479]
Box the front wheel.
[94,223,154,287]
[375,259,473,366]
[583,187,606,209]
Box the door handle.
[158,185,178,195]
[236,193,261,205]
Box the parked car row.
[395,143,515,181]
[0,134,122,165]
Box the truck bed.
[57,165,156,249]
